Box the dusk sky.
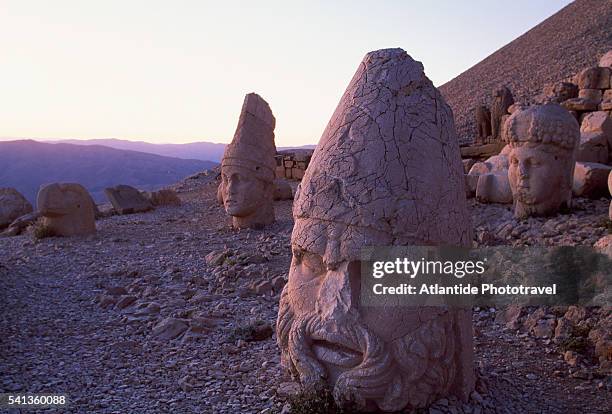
[0,0,572,147]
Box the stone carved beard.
[277,284,458,412]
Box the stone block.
[576,67,611,89]
[573,162,612,198]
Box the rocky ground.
[439,0,611,144]
[1,172,611,413]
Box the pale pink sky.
[0,0,572,146]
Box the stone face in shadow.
[276,48,474,412]
[503,103,579,219]
[220,93,277,229]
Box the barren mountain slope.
[439,0,612,144]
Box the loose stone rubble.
[220,93,277,229]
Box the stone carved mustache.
[277,285,457,411]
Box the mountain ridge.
[439,0,612,144]
[0,140,217,204]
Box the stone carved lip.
[310,333,363,368]
[39,207,68,217]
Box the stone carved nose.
[315,261,353,322]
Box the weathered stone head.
[502,103,579,218]
[221,93,276,229]
[276,48,474,412]
[37,183,96,236]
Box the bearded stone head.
[220,93,277,229]
[502,103,579,219]
[276,48,474,412]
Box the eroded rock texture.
[104,185,153,215]
[503,103,579,219]
[475,105,491,143]
[37,183,96,236]
[491,87,514,141]
[276,48,474,412]
[220,93,276,229]
[0,188,33,229]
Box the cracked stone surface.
[220,93,277,229]
[277,48,474,412]
[503,103,580,219]
[37,183,96,236]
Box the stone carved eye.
[301,252,326,275]
[292,247,304,262]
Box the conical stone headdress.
[293,48,472,262]
[222,93,277,183]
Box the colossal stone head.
[221,93,276,229]
[37,183,96,236]
[276,48,474,412]
[502,104,579,218]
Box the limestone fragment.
[276,48,474,412]
[104,185,153,214]
[0,188,33,229]
[572,161,612,198]
[37,183,96,236]
[145,189,181,206]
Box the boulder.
[576,132,609,164]
[37,183,96,236]
[572,162,612,198]
[562,98,599,112]
[581,111,612,160]
[104,185,153,214]
[476,173,513,204]
[543,82,578,103]
[576,67,611,90]
[2,211,41,236]
[599,50,612,68]
[152,317,188,341]
[273,180,293,200]
[145,189,181,206]
[0,188,33,229]
[578,88,602,103]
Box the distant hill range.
[0,140,218,204]
[53,138,316,162]
[439,0,612,144]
